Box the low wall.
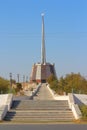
[0,94,13,120]
[0,105,8,120]
[46,84,55,99]
[47,84,69,100]
[6,94,13,110]
[74,94,87,105]
[29,83,42,99]
[47,84,82,120]
[68,93,82,119]
[72,104,82,119]
[0,94,13,110]
[0,94,8,106]
[68,93,75,109]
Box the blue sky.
[0,0,87,81]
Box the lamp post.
[9,73,12,93]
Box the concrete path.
[34,83,54,100]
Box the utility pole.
[17,74,20,83]
[23,75,25,83]
[22,75,25,88]
[9,73,12,93]
[26,76,28,83]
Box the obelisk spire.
[41,13,46,64]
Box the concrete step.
[5,112,74,120]
[4,100,75,122]
[7,110,73,113]
[6,112,73,117]
[12,100,69,109]
[4,117,74,122]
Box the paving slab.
[34,84,54,100]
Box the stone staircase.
[4,100,75,122]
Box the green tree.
[59,73,87,94]
[47,74,58,93]
[15,83,22,92]
[0,77,10,94]
[47,74,57,84]
[47,73,87,95]
[50,80,58,91]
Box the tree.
[15,83,22,92]
[47,74,57,84]
[47,73,87,95]
[50,80,58,92]
[58,73,87,94]
[47,74,59,93]
[0,77,10,94]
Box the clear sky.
[0,0,87,81]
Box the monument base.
[30,63,56,83]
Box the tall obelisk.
[30,14,57,83]
[41,13,46,65]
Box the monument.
[30,14,57,83]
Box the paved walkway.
[34,83,54,100]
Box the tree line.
[0,77,22,94]
[1,72,87,95]
[47,73,87,95]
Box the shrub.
[0,77,9,94]
[80,105,87,119]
